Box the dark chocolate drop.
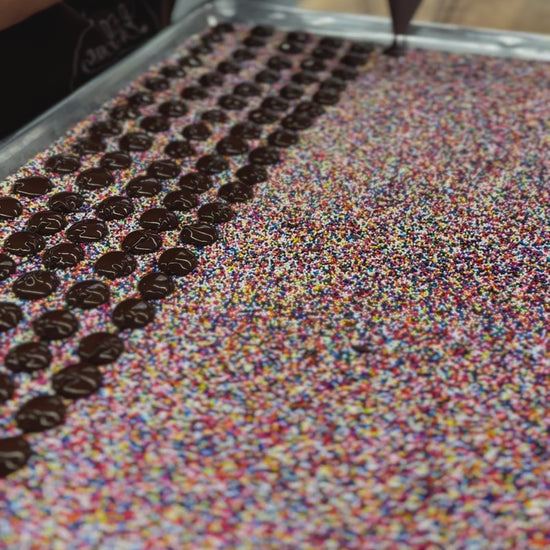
[319,36,344,49]
[230,122,262,139]
[178,172,213,194]
[182,122,212,141]
[15,395,66,433]
[53,364,103,399]
[234,82,262,97]
[243,35,265,48]
[109,105,140,121]
[3,231,45,256]
[163,190,198,212]
[350,41,374,54]
[73,136,105,155]
[340,53,367,67]
[112,298,155,330]
[147,160,180,180]
[0,372,15,403]
[332,66,358,81]
[139,208,179,232]
[200,109,228,125]
[140,115,170,133]
[78,332,124,364]
[75,167,114,190]
[268,55,293,71]
[42,242,84,270]
[94,251,136,280]
[279,41,303,54]
[144,76,169,91]
[126,176,162,197]
[202,31,224,45]
[138,272,175,300]
[5,342,52,374]
[218,95,247,111]
[158,100,188,117]
[119,132,153,152]
[0,197,22,220]
[248,109,279,125]
[291,71,319,85]
[218,182,254,203]
[0,436,32,478]
[165,141,196,159]
[287,31,310,43]
[12,270,59,300]
[320,77,346,92]
[179,223,219,247]
[158,247,198,276]
[217,60,241,74]
[122,230,163,255]
[0,302,23,333]
[313,89,340,105]
[255,69,280,84]
[232,48,255,61]
[249,146,281,165]
[300,58,326,72]
[199,72,225,87]
[95,196,134,221]
[216,136,249,156]
[66,279,110,308]
[27,210,67,236]
[66,219,108,243]
[45,155,80,174]
[127,91,154,106]
[197,202,234,224]
[160,64,187,78]
[90,119,123,136]
[251,25,274,37]
[181,86,209,100]
[196,155,229,175]
[48,191,84,213]
[12,175,52,197]
[190,43,212,55]
[33,309,78,340]
[213,22,234,33]
[281,112,314,131]
[279,84,304,100]
[178,55,202,68]
[311,46,337,60]
[261,96,289,112]
[295,101,325,117]
[100,151,132,170]
[268,129,299,148]
[235,164,268,185]
[0,253,16,281]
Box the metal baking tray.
[1,0,549,181]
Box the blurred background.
[298,0,550,33]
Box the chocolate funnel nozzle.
[388,0,423,35]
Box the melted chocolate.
[300,58,326,72]
[202,31,224,45]
[52,364,103,399]
[33,309,78,340]
[196,155,229,175]
[291,71,319,85]
[126,176,162,197]
[15,395,66,433]
[112,298,155,330]
[243,35,265,48]
[197,202,234,223]
[159,100,188,117]
[147,160,180,180]
[249,146,281,165]
[181,86,209,100]
[94,251,136,280]
[178,55,202,68]
[144,76,169,91]
[213,22,234,33]
[0,197,23,220]
[66,280,110,308]
[311,46,337,60]
[216,136,249,156]
[178,172,213,194]
[165,141,196,159]
[45,155,81,174]
[12,176,52,197]
[268,129,299,148]
[340,53,367,67]
[281,113,313,131]
[320,77,346,92]
[235,164,268,185]
[190,43,212,55]
[0,253,15,281]
[230,122,262,139]
[313,89,340,105]
[76,167,114,190]
[100,151,132,170]
[201,109,228,125]
[48,191,84,213]
[320,36,343,49]
[122,230,163,255]
[218,95,247,111]
[294,101,325,117]
[73,136,105,155]
[232,48,255,61]
[182,122,212,141]
[251,25,274,37]
[12,270,59,300]
[218,182,254,203]
[0,372,15,403]
[163,190,199,212]
[199,72,225,87]
[139,208,179,232]
[0,302,23,333]
[5,342,52,374]
[248,109,279,125]
[350,42,374,55]
[160,64,187,78]
[140,115,170,133]
[267,55,292,71]
[95,196,134,221]
[3,231,45,256]
[89,120,122,137]
[332,66,358,81]
[110,105,140,121]
[179,223,219,247]
[279,41,303,55]
[261,96,289,112]
[217,60,241,74]
[66,219,108,243]
[42,242,84,270]
[234,82,262,97]
[27,211,67,235]
[0,436,31,478]
[119,132,153,152]
[78,332,124,364]
[158,247,198,276]
[138,272,175,300]
[287,31,310,43]
[279,84,304,100]
[255,69,279,84]
[127,91,154,106]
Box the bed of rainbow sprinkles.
[1,20,549,550]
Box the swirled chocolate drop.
[234,82,261,97]
[144,76,169,91]
[0,436,31,478]
[66,280,110,308]
[122,230,163,255]
[196,155,229,175]
[178,54,202,68]
[320,77,346,92]
[0,372,15,403]
[95,196,134,220]
[216,136,249,156]
[15,395,66,433]
[262,96,289,112]
[249,146,281,165]
[243,35,265,48]
[0,302,22,333]
[67,219,108,243]
[76,167,114,190]
[53,364,103,399]
[255,69,279,84]
[190,43,212,55]
[301,58,326,72]
[201,109,228,125]
[119,132,153,152]
[341,53,367,67]
[230,122,262,139]
[279,41,303,55]
[12,175,52,197]
[0,253,15,281]
[291,71,319,85]
[287,30,309,43]
[160,64,186,78]
[12,270,59,300]
[248,109,278,125]
[33,309,78,340]
[45,155,80,174]
[4,231,45,256]
[320,36,343,49]
[5,342,52,374]
[280,84,304,100]
[179,223,219,247]
[109,104,140,121]
[100,151,132,170]
[332,66,358,81]
[313,89,340,106]
[126,176,161,197]
[178,172,213,194]
[42,242,84,270]
[27,210,67,236]
[112,298,155,330]
[197,202,233,224]
[295,101,325,117]
[181,86,209,100]
[158,247,198,276]
[138,272,175,300]
[140,115,170,133]
[312,46,337,60]
[268,56,293,71]
[94,251,136,280]
[217,60,241,74]
[0,197,22,220]
[78,332,124,364]
[268,129,299,148]
[147,159,180,180]
[165,140,196,159]
[73,136,105,155]
[159,100,188,117]
[140,208,179,232]
[127,91,154,106]
[251,25,274,37]
[202,31,224,45]
[90,119,122,137]
[218,95,247,111]
[163,190,198,212]
[218,182,254,203]
[48,191,84,213]
[199,72,224,87]
[232,48,255,61]
[236,164,268,185]
[281,112,314,131]
[182,122,212,141]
